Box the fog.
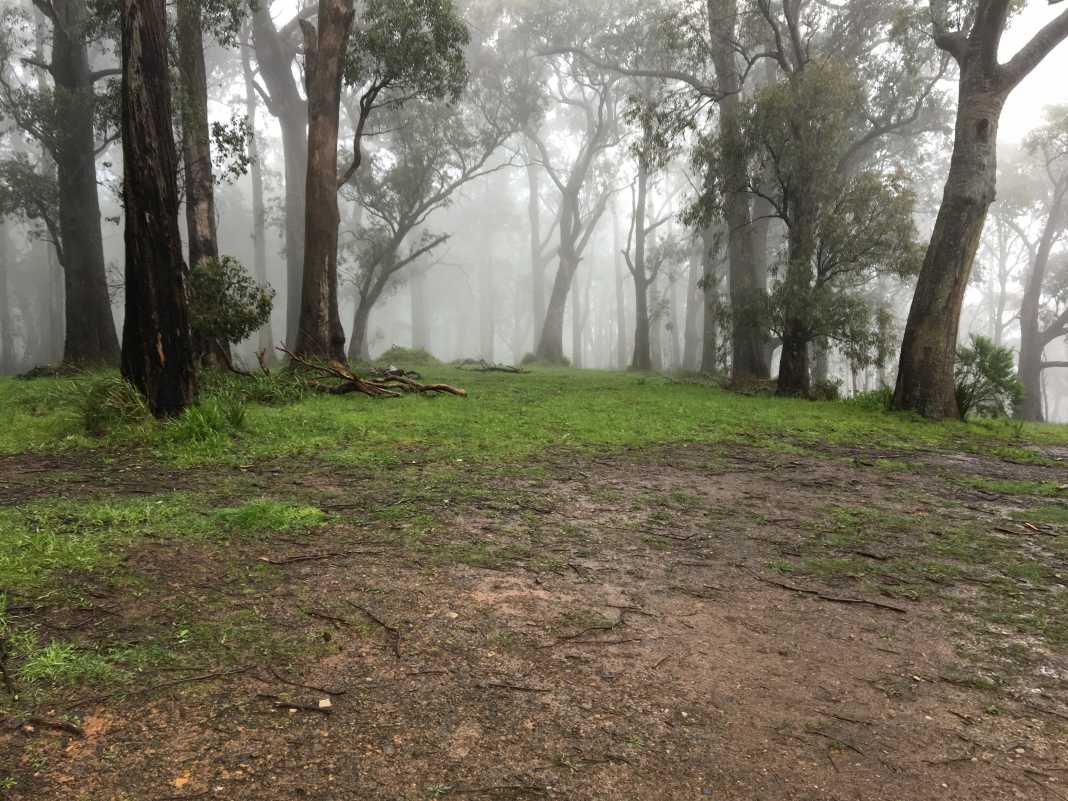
[1,0,1067,418]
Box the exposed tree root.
[278,346,466,398]
[455,358,528,374]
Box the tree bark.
[629,164,652,371]
[52,0,119,365]
[252,7,308,348]
[776,190,817,396]
[682,237,704,370]
[538,250,579,364]
[894,2,1068,418]
[120,0,197,416]
[294,1,354,361]
[176,0,224,366]
[242,36,274,355]
[699,226,721,373]
[349,296,373,362]
[1017,181,1067,421]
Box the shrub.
[808,379,842,402]
[188,256,274,346]
[846,387,893,411]
[80,375,150,434]
[955,335,1023,419]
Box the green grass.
[3,367,1067,468]
[960,477,1064,496]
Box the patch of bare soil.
[5,445,1068,801]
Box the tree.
[294,0,356,361]
[528,58,618,363]
[0,0,120,364]
[119,0,196,416]
[894,0,1068,418]
[344,88,520,360]
[1015,105,1068,420]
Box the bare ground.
[3,443,1068,801]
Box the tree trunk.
[242,37,274,355]
[480,258,495,362]
[699,226,720,373]
[526,137,545,339]
[682,238,703,371]
[571,269,582,368]
[1017,184,1066,421]
[177,0,225,367]
[612,198,627,368]
[538,252,579,364]
[410,267,429,351]
[294,1,354,361]
[707,0,768,381]
[120,0,196,416]
[252,8,308,348]
[776,191,817,396]
[893,44,1007,417]
[629,164,652,371]
[0,223,10,373]
[348,297,373,362]
[52,0,119,365]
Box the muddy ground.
[2,443,1068,801]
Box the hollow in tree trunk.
[119,0,196,416]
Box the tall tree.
[894,0,1068,418]
[294,0,355,360]
[0,0,120,364]
[119,0,196,416]
[1015,106,1068,421]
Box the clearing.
[1,367,1067,801]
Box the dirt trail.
[4,445,1067,800]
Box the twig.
[348,603,401,657]
[69,667,249,708]
[266,668,347,696]
[747,570,907,614]
[257,693,333,715]
[804,727,864,755]
[259,550,378,565]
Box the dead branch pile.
[454,358,528,374]
[278,346,466,398]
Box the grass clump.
[376,346,440,365]
[80,376,151,435]
[213,499,325,534]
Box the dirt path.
[3,445,1067,800]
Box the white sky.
[999,2,1068,143]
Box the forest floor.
[1,367,1068,801]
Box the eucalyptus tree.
[343,72,524,360]
[1012,106,1068,421]
[894,0,1068,418]
[0,0,120,364]
[526,57,619,363]
[120,0,196,416]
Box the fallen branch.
[279,345,465,398]
[455,358,528,374]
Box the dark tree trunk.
[252,8,308,348]
[242,37,274,355]
[120,0,196,416]
[177,0,224,366]
[53,0,119,365]
[776,192,817,396]
[294,1,354,361]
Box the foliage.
[345,0,469,101]
[845,387,894,411]
[955,335,1024,419]
[808,379,842,402]
[81,375,150,434]
[188,256,274,346]
[0,154,60,249]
